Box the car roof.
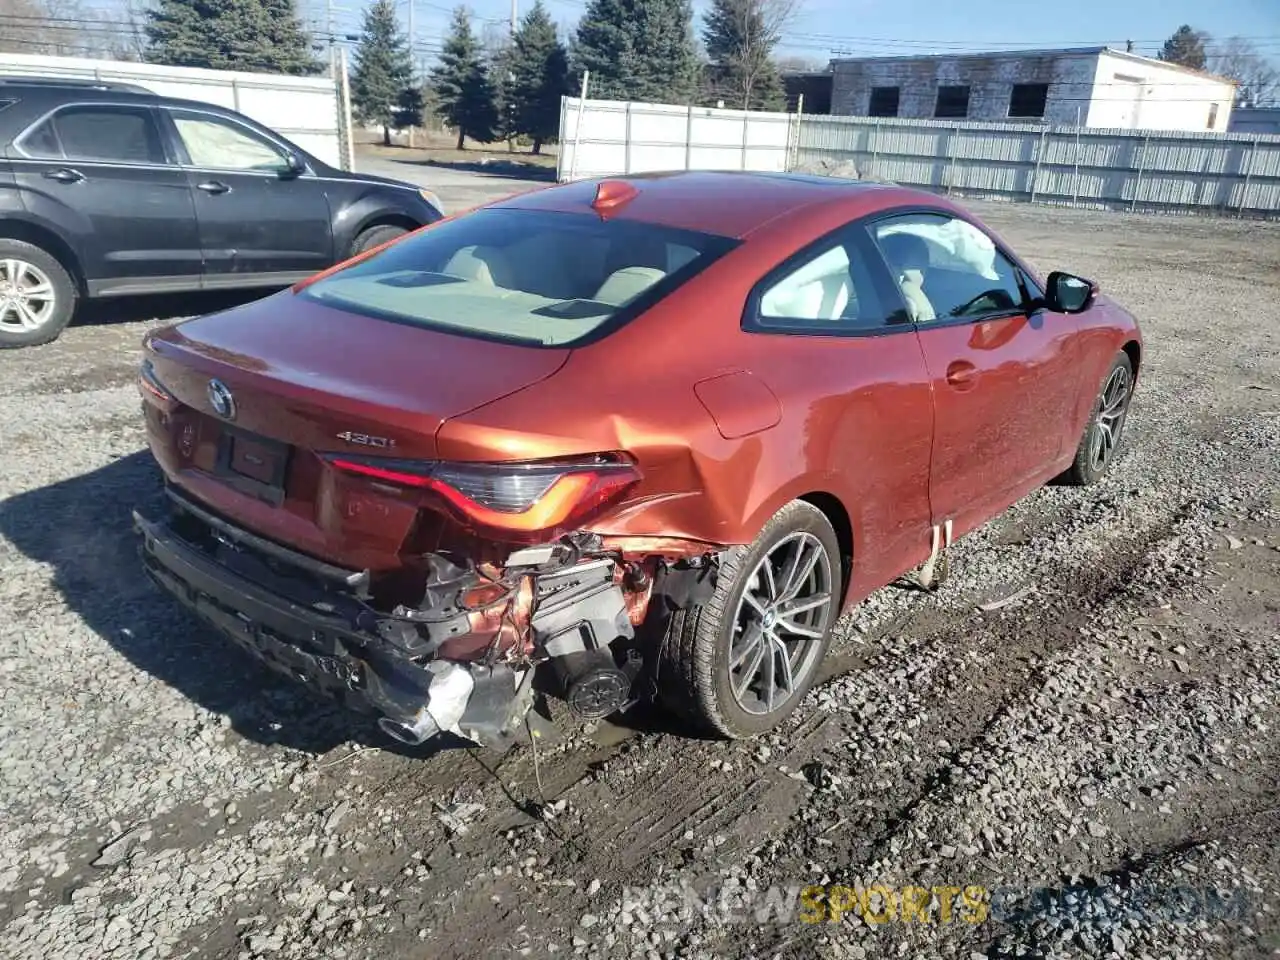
[491,170,933,239]
[0,77,245,116]
[0,77,157,99]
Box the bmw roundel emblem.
[207,379,236,420]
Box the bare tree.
[1208,36,1279,107]
[0,0,61,53]
[702,0,799,110]
[775,53,825,74]
[0,0,151,59]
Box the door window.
[870,214,1026,323]
[747,229,893,334]
[20,105,167,164]
[169,111,290,172]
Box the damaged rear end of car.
[134,466,717,748]
[133,195,741,748]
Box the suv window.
[871,213,1025,323]
[298,208,738,347]
[169,110,290,171]
[749,229,892,333]
[20,105,167,164]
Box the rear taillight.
[138,359,176,408]
[325,453,640,538]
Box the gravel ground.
[0,173,1277,960]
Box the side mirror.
[1045,271,1097,313]
[281,152,306,178]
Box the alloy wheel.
[728,531,835,716]
[1088,365,1132,473]
[0,259,57,332]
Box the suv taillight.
[325,453,640,539]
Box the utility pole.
[407,0,416,148]
[407,0,414,72]
[510,0,517,34]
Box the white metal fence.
[558,96,1280,217]
[558,96,799,181]
[0,52,351,170]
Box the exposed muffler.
[378,660,476,745]
[377,712,440,745]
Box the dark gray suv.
[0,77,444,348]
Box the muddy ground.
[0,170,1277,960]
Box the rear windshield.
[298,207,737,346]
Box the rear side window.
[20,105,167,164]
[299,208,738,347]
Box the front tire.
[351,223,409,257]
[0,240,77,349]
[1060,351,1135,486]
[658,500,842,738]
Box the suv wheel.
[351,224,408,256]
[658,500,842,738]
[0,240,76,348]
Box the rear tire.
[351,224,409,256]
[1060,351,1134,486]
[0,240,77,349]
[657,500,841,738]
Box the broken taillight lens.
[325,454,641,538]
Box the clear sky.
[296,0,1278,68]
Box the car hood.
[336,170,422,191]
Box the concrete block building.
[829,47,1237,132]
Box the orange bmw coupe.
[134,171,1142,747]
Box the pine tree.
[1159,25,1208,71]
[145,0,321,75]
[351,0,415,145]
[431,7,498,150]
[702,0,786,110]
[509,0,570,153]
[489,43,518,148]
[572,0,699,104]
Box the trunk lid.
[144,290,569,569]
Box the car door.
[743,223,936,595]
[159,106,334,286]
[11,102,202,295]
[867,211,1081,539]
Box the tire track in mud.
[839,519,1194,862]
[698,505,1276,959]
[353,500,1200,958]
[603,485,1232,953]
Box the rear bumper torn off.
[133,510,535,744]
[132,491,730,746]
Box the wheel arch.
[0,219,85,295]
[742,478,858,606]
[1121,339,1141,378]
[796,491,854,603]
[347,212,423,256]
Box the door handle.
[43,168,84,183]
[196,180,231,195]
[945,360,979,389]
